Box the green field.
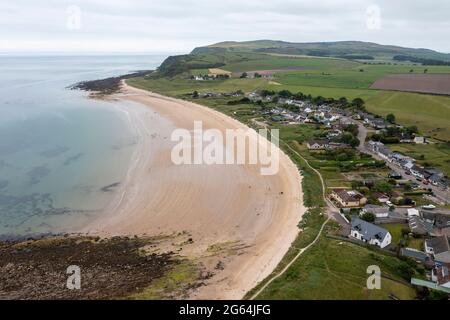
[390,142,450,176]
[254,234,417,300]
[147,50,450,141]
[366,92,450,141]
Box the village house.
[425,235,450,263]
[422,211,450,235]
[431,263,450,289]
[408,208,420,218]
[307,139,330,150]
[371,118,388,130]
[400,248,432,265]
[414,136,426,144]
[372,192,390,204]
[350,217,392,248]
[410,165,425,179]
[326,129,342,139]
[361,204,390,218]
[390,190,404,203]
[409,216,433,236]
[388,171,403,180]
[330,189,367,208]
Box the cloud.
[0,0,449,53]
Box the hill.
[192,40,450,62]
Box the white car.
[386,201,394,207]
[422,204,436,210]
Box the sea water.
[0,54,166,237]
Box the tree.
[401,227,410,237]
[352,98,365,109]
[338,97,348,107]
[344,124,359,137]
[278,90,293,99]
[386,113,396,124]
[192,90,199,98]
[407,125,419,134]
[424,69,428,74]
[240,72,248,79]
[361,212,376,223]
[373,181,392,193]
[254,72,262,78]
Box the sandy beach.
[83,82,306,299]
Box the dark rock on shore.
[70,70,153,95]
[0,235,179,300]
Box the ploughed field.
[370,74,450,95]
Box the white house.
[414,136,426,144]
[350,217,392,248]
[407,208,420,218]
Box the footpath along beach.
[83,82,306,299]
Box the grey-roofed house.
[428,174,443,186]
[400,248,432,264]
[421,211,450,231]
[350,217,392,248]
[409,216,434,236]
[425,235,450,263]
[361,204,389,218]
[410,165,425,179]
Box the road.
[345,117,450,205]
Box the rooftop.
[333,189,364,203]
[427,235,450,255]
[351,217,390,242]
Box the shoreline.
[82,82,306,299]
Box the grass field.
[365,92,450,141]
[139,50,450,141]
[389,142,450,176]
[384,223,407,245]
[255,234,417,300]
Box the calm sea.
[0,54,166,237]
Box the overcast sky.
[1,0,449,54]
